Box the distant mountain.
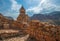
[49,11,60,20]
[30,14,48,21]
[30,11,60,25]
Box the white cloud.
[26,0,46,14]
[4,0,22,20]
[26,0,60,14]
[26,0,48,14]
[25,0,41,5]
[26,7,43,14]
[10,0,21,12]
[55,6,60,11]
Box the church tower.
[20,6,25,15]
[17,6,29,23]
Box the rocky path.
[0,29,29,41]
[3,34,29,41]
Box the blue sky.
[0,0,60,19]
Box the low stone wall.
[0,29,19,34]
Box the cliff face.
[0,14,14,29]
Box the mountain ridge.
[30,11,60,25]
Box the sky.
[0,0,60,19]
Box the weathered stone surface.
[3,34,29,41]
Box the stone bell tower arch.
[17,6,29,23]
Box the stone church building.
[0,6,29,29]
[17,6,29,23]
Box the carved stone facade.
[17,6,29,23]
[3,22,10,29]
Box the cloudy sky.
[0,0,60,19]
